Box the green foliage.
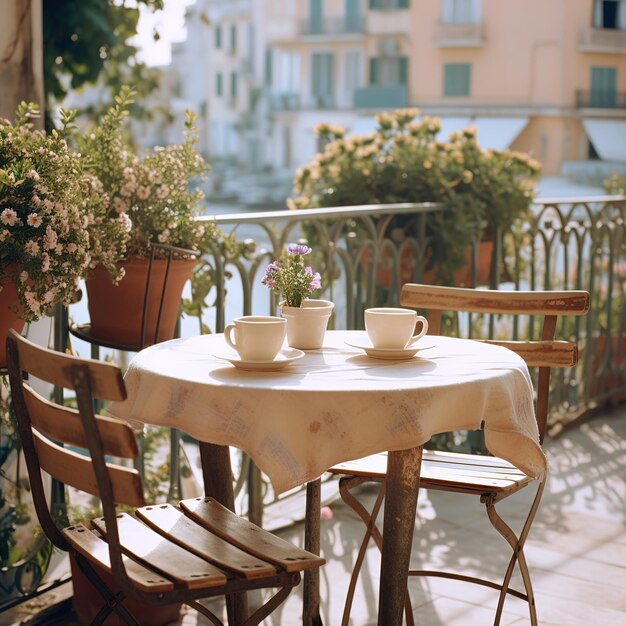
[291,109,540,282]
[76,87,214,281]
[42,0,163,122]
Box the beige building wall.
[199,0,626,178]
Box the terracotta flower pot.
[86,257,196,348]
[280,299,334,349]
[0,264,26,367]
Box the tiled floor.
[3,406,626,626]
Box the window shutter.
[399,56,408,84]
[370,57,379,85]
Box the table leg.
[198,441,247,622]
[303,478,323,626]
[378,445,423,626]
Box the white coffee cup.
[224,316,287,361]
[364,307,429,349]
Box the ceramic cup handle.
[408,316,429,345]
[224,324,237,350]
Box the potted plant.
[261,244,333,349]
[77,87,216,346]
[0,103,91,365]
[289,109,540,286]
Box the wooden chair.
[329,284,589,626]
[6,330,324,626]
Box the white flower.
[26,169,40,180]
[158,229,170,243]
[25,240,40,255]
[41,253,50,272]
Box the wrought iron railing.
[55,195,626,528]
[195,195,626,432]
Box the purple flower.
[287,243,312,256]
[305,267,322,291]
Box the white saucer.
[213,347,305,371]
[345,339,434,360]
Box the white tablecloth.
[109,331,545,495]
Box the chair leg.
[74,553,140,626]
[484,477,546,626]
[338,476,415,626]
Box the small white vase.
[280,299,335,349]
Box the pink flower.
[27,213,42,227]
[66,243,77,253]
[156,185,170,199]
[43,225,58,250]
[112,196,127,213]
[1,208,19,226]
[137,185,150,200]
[41,253,50,272]
[26,169,40,180]
[158,229,170,243]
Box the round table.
[109,330,543,626]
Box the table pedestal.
[378,445,423,626]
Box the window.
[593,0,626,28]
[230,24,237,52]
[265,48,273,86]
[369,0,409,9]
[311,52,335,107]
[370,56,407,85]
[215,26,222,48]
[216,72,223,96]
[444,63,471,96]
[231,72,238,100]
[441,0,481,24]
[345,49,363,90]
[590,66,617,107]
[346,0,361,31]
[309,0,323,33]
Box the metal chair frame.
[6,330,324,626]
[329,284,589,626]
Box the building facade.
[194,0,626,179]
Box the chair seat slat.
[91,513,228,589]
[136,504,278,579]
[180,498,325,573]
[62,524,174,593]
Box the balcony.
[354,85,408,109]
[270,91,301,111]
[575,89,626,109]
[300,16,365,36]
[579,26,626,53]
[433,22,485,47]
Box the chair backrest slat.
[33,430,144,508]
[400,284,590,317]
[23,385,138,458]
[400,284,589,443]
[480,340,578,368]
[13,334,126,402]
